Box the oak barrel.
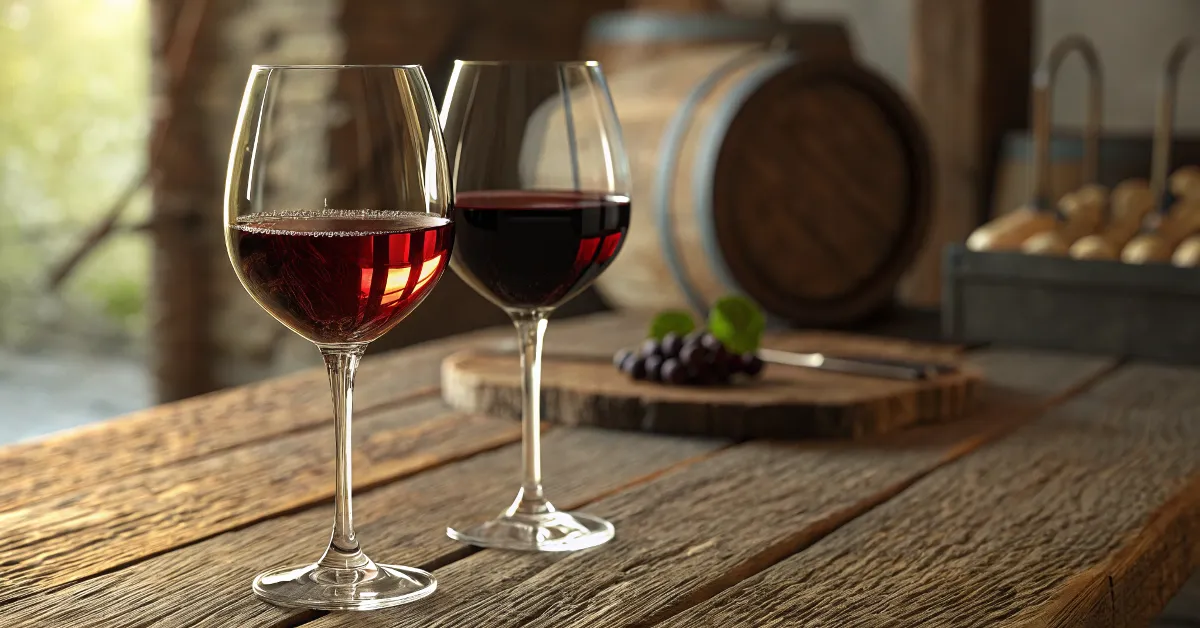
[583,10,852,75]
[578,45,931,326]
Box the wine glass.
[224,65,451,610]
[440,60,632,551]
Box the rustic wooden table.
[3,311,1198,627]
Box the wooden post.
[148,0,225,402]
[902,0,1034,306]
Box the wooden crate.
[942,244,1200,364]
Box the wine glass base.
[447,511,614,552]
[252,562,436,611]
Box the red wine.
[230,210,454,345]
[451,190,631,309]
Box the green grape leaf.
[648,310,697,340]
[708,295,766,354]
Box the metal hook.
[1030,35,1104,210]
[1151,38,1195,212]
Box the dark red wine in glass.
[451,190,631,309]
[231,210,454,345]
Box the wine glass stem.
[508,311,554,516]
[317,344,373,571]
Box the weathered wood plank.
[310,440,971,628]
[902,0,1033,305]
[659,363,1200,628]
[0,397,523,604]
[0,336,467,512]
[305,350,1115,628]
[0,429,723,627]
[0,312,643,512]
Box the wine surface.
[230,209,453,345]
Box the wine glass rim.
[453,60,601,68]
[251,64,424,70]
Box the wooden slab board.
[442,333,980,439]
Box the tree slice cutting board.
[441,332,981,439]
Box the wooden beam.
[148,0,227,402]
[901,0,1034,307]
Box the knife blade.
[758,348,956,381]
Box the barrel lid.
[701,57,932,326]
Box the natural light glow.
[414,253,443,289]
[99,0,140,11]
[383,267,412,295]
[5,2,30,29]
[424,133,439,207]
[360,253,443,306]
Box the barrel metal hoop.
[654,49,770,315]
[693,53,797,300]
[587,12,783,43]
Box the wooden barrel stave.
[708,60,927,323]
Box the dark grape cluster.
[613,331,764,386]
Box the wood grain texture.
[902,0,1033,306]
[0,314,649,606]
[0,429,723,627]
[966,348,1119,408]
[711,60,931,326]
[0,312,638,513]
[309,349,1114,628]
[312,439,965,628]
[660,362,1200,628]
[0,398,523,604]
[443,332,980,439]
[0,332,481,513]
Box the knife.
[757,348,956,381]
[487,345,957,381]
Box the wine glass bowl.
[440,60,631,552]
[224,65,449,610]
